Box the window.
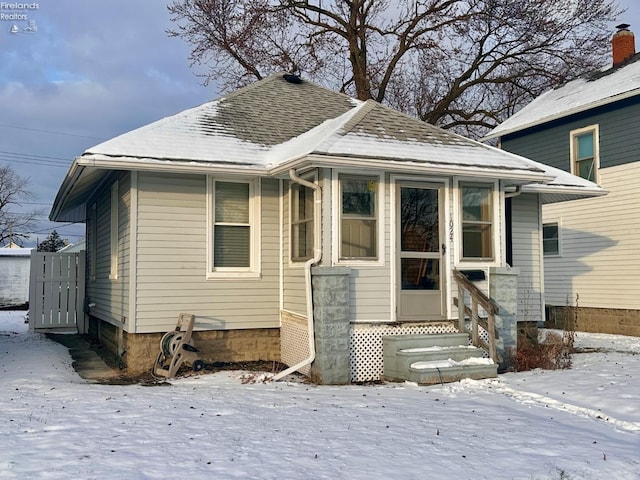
[461,183,494,260]
[340,175,378,259]
[291,182,314,261]
[210,179,256,272]
[543,222,560,256]
[571,125,599,183]
[109,181,118,280]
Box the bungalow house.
[485,25,640,337]
[50,73,603,383]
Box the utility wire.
[0,157,70,169]
[0,150,70,162]
[0,123,105,141]
[0,150,72,169]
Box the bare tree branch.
[168,0,623,137]
[0,165,41,246]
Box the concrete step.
[386,345,483,379]
[383,333,471,351]
[383,332,497,385]
[407,359,498,385]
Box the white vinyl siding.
[543,162,640,309]
[109,181,119,280]
[342,172,390,322]
[86,173,130,326]
[89,202,97,281]
[282,180,308,316]
[134,172,279,333]
[511,193,544,323]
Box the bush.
[515,324,573,372]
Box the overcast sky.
[0,0,638,246]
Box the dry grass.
[514,323,574,372]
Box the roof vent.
[283,74,303,84]
[612,23,635,67]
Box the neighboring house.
[59,239,86,253]
[0,243,32,308]
[50,73,603,382]
[486,25,640,337]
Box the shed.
[0,244,32,307]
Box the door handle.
[441,243,446,255]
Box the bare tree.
[168,0,622,136]
[0,165,40,246]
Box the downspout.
[272,169,322,381]
[505,186,522,198]
[504,186,521,267]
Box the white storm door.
[397,183,445,320]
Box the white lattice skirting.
[281,315,491,382]
[280,312,311,376]
[350,322,458,383]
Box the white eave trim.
[77,154,267,176]
[484,87,640,140]
[49,161,85,222]
[270,153,553,183]
[521,183,608,197]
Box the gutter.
[272,169,322,381]
[49,160,85,221]
[77,154,266,176]
[269,154,552,184]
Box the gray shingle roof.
[51,72,605,222]
[84,72,544,175]
[85,73,360,165]
[209,74,357,146]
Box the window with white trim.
[543,222,560,256]
[570,125,599,183]
[209,178,258,273]
[291,181,314,261]
[460,183,494,260]
[339,175,378,260]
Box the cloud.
[0,1,217,245]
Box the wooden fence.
[29,251,87,334]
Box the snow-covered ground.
[1,311,638,479]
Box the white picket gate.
[29,251,87,334]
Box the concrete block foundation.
[545,305,640,337]
[89,316,281,375]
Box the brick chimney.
[612,23,635,67]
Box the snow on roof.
[0,247,32,256]
[316,102,542,174]
[84,73,359,167]
[486,55,640,139]
[81,73,544,175]
[53,72,604,221]
[520,156,606,203]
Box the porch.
[281,265,520,384]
